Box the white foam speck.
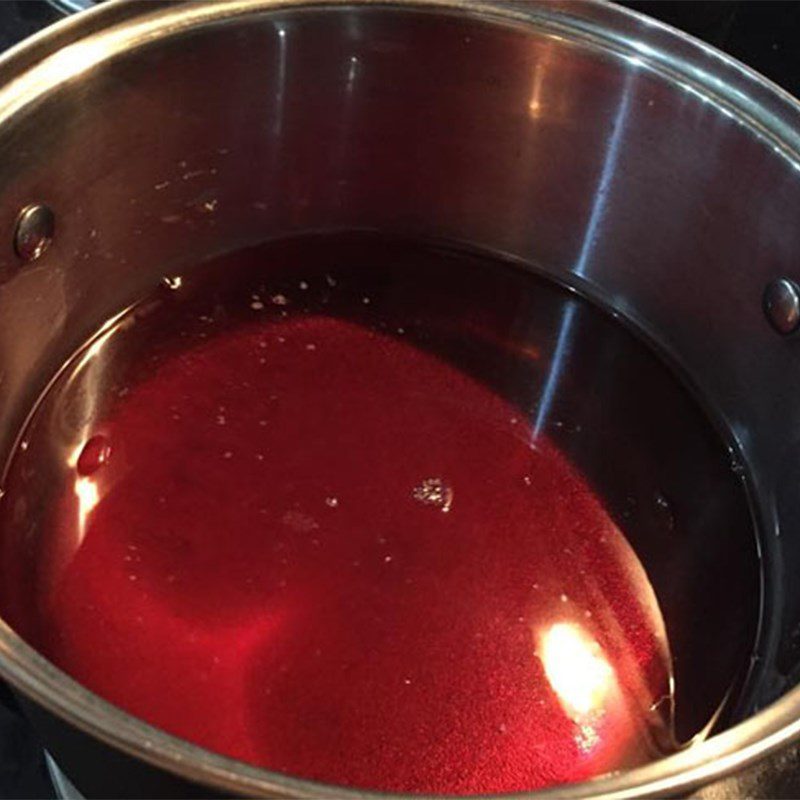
[412,477,453,513]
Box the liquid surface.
[0,235,758,794]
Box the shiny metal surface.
[45,752,84,800]
[13,203,55,263]
[46,0,97,15]
[0,0,797,797]
[763,278,800,335]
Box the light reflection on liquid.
[539,622,614,719]
[537,622,616,754]
[74,476,99,545]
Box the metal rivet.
[764,278,800,335]
[14,204,55,263]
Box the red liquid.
[0,239,673,794]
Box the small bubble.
[397,327,405,335]
[277,336,286,344]
[325,274,337,287]
[510,417,519,425]
[325,496,339,508]
[584,610,593,618]
[258,419,268,426]
[362,296,371,304]
[271,294,288,306]
[19,441,28,452]
[256,453,265,461]
[251,301,265,310]
[128,574,138,581]
[412,477,453,513]
[299,281,309,290]
[654,492,675,531]
[384,555,393,563]
[560,593,568,602]
[223,451,233,459]
[403,678,412,685]
[523,475,532,486]
[76,435,111,476]
[216,415,226,425]
[305,343,316,351]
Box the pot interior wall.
[0,0,795,774]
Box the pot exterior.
[0,1,798,797]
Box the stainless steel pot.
[0,0,800,797]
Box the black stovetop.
[0,2,798,798]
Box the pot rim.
[0,1,798,797]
